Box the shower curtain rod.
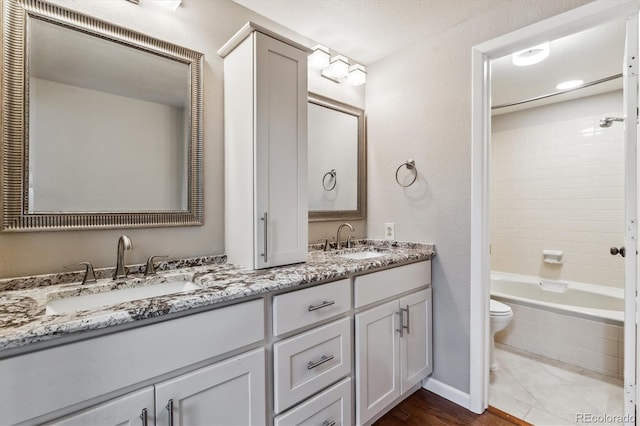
[491,73,622,110]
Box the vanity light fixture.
[327,55,350,79]
[347,64,367,86]
[151,0,182,10]
[311,48,366,86]
[308,45,330,70]
[556,79,584,90]
[128,0,182,10]
[156,0,182,10]
[512,42,549,66]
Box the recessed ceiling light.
[512,42,550,67]
[556,79,584,90]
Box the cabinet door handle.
[322,421,336,426]
[402,305,410,334]
[140,408,148,426]
[166,399,174,426]
[261,212,268,262]
[308,300,335,311]
[396,311,404,337]
[308,354,334,369]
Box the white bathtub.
[491,271,624,325]
[491,271,624,377]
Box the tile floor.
[490,345,625,425]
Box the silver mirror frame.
[2,0,204,232]
[308,93,366,222]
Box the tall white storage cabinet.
[220,23,309,269]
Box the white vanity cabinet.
[46,349,266,426]
[44,387,155,426]
[354,262,432,425]
[221,23,309,269]
[154,348,266,426]
[272,280,353,423]
[1,299,266,425]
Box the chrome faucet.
[113,235,132,279]
[336,223,354,250]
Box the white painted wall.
[365,0,590,394]
[491,91,624,288]
[29,78,186,213]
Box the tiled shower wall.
[490,91,624,288]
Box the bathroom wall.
[491,91,624,288]
[0,0,364,278]
[365,0,590,395]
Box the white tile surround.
[490,346,624,425]
[495,303,623,378]
[491,101,625,289]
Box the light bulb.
[347,64,366,86]
[308,45,330,70]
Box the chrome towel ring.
[323,169,337,191]
[395,159,417,187]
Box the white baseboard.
[422,377,471,410]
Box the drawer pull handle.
[308,354,334,369]
[140,408,148,426]
[323,421,336,426]
[166,399,174,426]
[308,300,335,311]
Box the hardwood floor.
[374,389,531,426]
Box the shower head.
[599,116,624,128]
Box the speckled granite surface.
[0,240,434,353]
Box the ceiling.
[491,18,625,114]
[234,1,627,114]
[233,0,508,65]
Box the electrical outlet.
[385,223,395,240]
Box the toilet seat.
[490,299,512,316]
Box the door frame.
[469,0,640,415]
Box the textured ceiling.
[491,18,625,114]
[234,0,625,112]
[233,0,508,65]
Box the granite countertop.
[0,240,435,354]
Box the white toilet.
[490,299,513,370]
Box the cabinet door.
[254,32,308,268]
[155,348,266,426]
[399,289,432,394]
[355,300,400,425]
[45,387,154,426]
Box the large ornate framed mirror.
[308,93,366,221]
[2,0,204,231]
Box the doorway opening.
[488,19,625,423]
[470,3,639,425]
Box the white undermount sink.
[45,280,202,315]
[337,251,389,260]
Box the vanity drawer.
[274,377,352,426]
[354,261,431,308]
[273,279,351,336]
[273,317,352,413]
